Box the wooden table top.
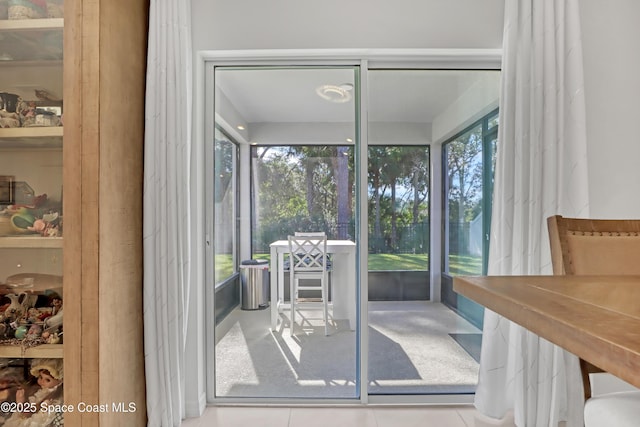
[453,275,640,389]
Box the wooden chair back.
[547,215,640,399]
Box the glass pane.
[252,145,355,258]
[445,125,484,276]
[367,146,429,273]
[0,20,64,413]
[214,129,237,285]
[368,69,498,395]
[213,67,358,400]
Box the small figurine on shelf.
[3,358,64,427]
[25,323,42,340]
[13,324,28,339]
[16,99,37,127]
[50,295,62,317]
[46,331,61,344]
[5,193,63,238]
[25,307,42,324]
[19,292,37,315]
[43,295,62,332]
[0,317,16,339]
[3,294,24,321]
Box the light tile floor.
[181,405,479,427]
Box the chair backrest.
[548,215,640,400]
[548,215,640,275]
[288,233,327,273]
[294,231,327,237]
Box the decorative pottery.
[14,325,28,339]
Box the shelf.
[0,126,63,148]
[0,19,63,61]
[0,18,63,31]
[0,343,63,358]
[0,236,62,248]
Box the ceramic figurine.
[43,307,62,330]
[25,323,42,339]
[4,294,24,320]
[19,291,37,313]
[47,332,60,344]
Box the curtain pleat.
[143,0,193,425]
[475,1,589,426]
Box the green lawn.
[447,254,482,276]
[214,254,235,283]
[216,252,481,280]
[368,253,428,270]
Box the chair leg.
[290,278,296,336]
[323,276,329,336]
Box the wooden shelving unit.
[0,343,62,358]
[0,17,63,30]
[1,12,65,376]
[0,127,63,138]
[0,127,63,148]
[60,1,149,424]
[3,2,149,424]
[0,18,63,61]
[0,236,62,248]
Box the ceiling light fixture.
[316,83,353,103]
[236,125,246,130]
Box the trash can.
[240,259,270,310]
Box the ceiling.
[215,68,499,144]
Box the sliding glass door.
[367,70,499,395]
[206,59,500,402]
[211,67,359,399]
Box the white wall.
[193,0,504,51]
[431,72,501,143]
[581,0,640,219]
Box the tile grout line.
[370,407,381,427]
[455,409,468,427]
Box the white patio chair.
[288,232,330,336]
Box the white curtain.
[476,1,589,426]
[143,0,193,425]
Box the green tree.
[368,146,387,252]
[446,128,483,223]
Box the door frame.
[196,49,502,407]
